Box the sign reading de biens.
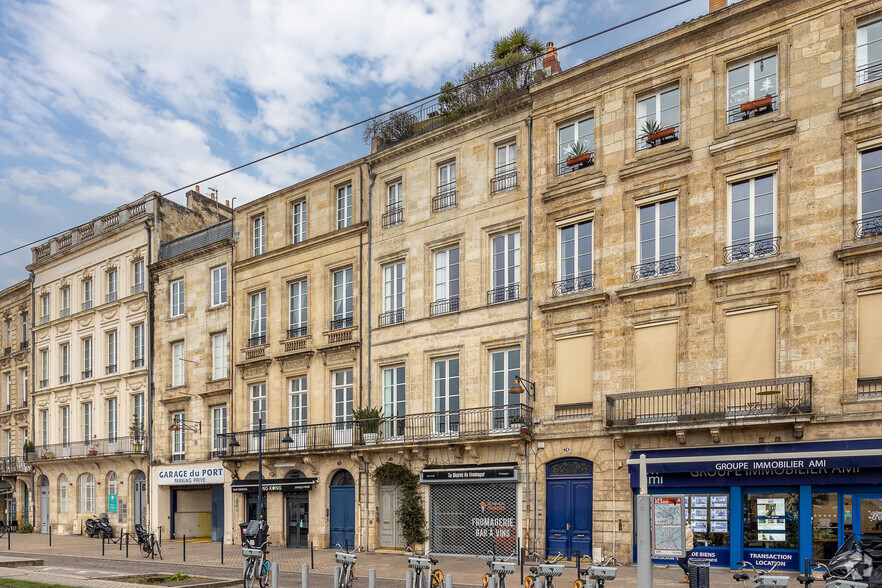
[157,467,224,486]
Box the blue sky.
[0,0,710,290]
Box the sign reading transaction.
[157,466,224,486]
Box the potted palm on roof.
[565,142,593,168]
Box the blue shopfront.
[628,438,882,572]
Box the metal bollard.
[102,535,105,556]
[183,535,186,562]
[49,525,51,547]
[6,527,9,550]
[335,566,342,587]
[271,562,279,588]
[126,533,129,558]
[119,531,123,550]
[158,527,162,546]
[406,570,412,588]
[369,568,376,588]
[221,539,224,564]
[445,573,453,588]
[310,541,314,569]
[302,563,309,588]
[488,573,496,588]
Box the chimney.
[709,0,726,11]
[226,200,230,208]
[543,42,562,75]
[195,185,200,194]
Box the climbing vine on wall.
[374,462,427,546]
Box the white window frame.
[211,405,227,454]
[212,332,228,380]
[171,342,185,387]
[106,330,118,373]
[558,219,594,290]
[726,52,778,121]
[41,409,49,448]
[79,473,95,513]
[60,287,70,317]
[332,370,353,446]
[860,146,882,221]
[433,357,460,435]
[82,337,93,378]
[60,343,70,382]
[41,295,50,322]
[82,279,92,311]
[382,261,406,314]
[494,142,517,192]
[857,18,882,86]
[727,173,777,254]
[61,405,70,446]
[211,266,227,307]
[337,185,353,229]
[132,393,144,438]
[636,85,680,150]
[106,397,118,441]
[171,412,185,459]
[250,291,267,343]
[332,268,354,324]
[292,200,307,244]
[132,260,145,294]
[382,365,406,439]
[253,215,266,256]
[388,181,402,209]
[637,199,678,267]
[40,349,49,386]
[106,270,118,303]
[557,116,595,172]
[83,402,92,442]
[133,324,145,368]
[433,247,460,306]
[490,231,521,302]
[438,161,456,193]
[58,474,68,513]
[170,279,185,317]
[288,280,308,336]
[490,347,521,430]
[250,383,267,452]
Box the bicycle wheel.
[573,580,584,588]
[244,558,257,588]
[483,573,491,588]
[154,538,162,560]
[432,570,445,588]
[139,540,151,558]
[525,576,536,588]
[259,558,270,588]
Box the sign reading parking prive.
[157,467,224,486]
[651,495,686,558]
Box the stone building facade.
[0,279,32,529]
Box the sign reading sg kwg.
[157,467,224,486]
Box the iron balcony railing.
[330,316,354,331]
[287,326,308,339]
[552,273,594,297]
[60,374,70,384]
[40,379,48,388]
[60,308,70,318]
[381,204,403,228]
[0,457,30,474]
[132,358,145,369]
[554,403,593,420]
[248,335,266,348]
[855,214,882,239]
[216,405,531,458]
[632,256,680,281]
[132,283,145,295]
[727,93,778,124]
[490,164,517,194]
[19,341,28,351]
[82,301,92,311]
[557,152,595,176]
[29,435,147,461]
[82,370,92,379]
[858,377,882,398]
[106,364,117,375]
[2,347,9,356]
[487,283,520,305]
[605,376,812,428]
[857,62,882,86]
[40,315,49,325]
[430,296,460,316]
[433,183,457,212]
[637,123,680,152]
[379,308,405,327]
[106,292,118,304]
[724,236,781,263]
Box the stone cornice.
[150,238,234,271]
[708,118,798,156]
[234,223,368,271]
[833,239,882,262]
[839,90,882,121]
[705,256,800,284]
[538,291,609,313]
[618,146,693,182]
[541,173,606,204]
[616,276,695,300]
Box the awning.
[0,481,13,494]
[231,478,317,493]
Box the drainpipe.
[366,165,376,406]
[29,271,35,526]
[359,166,365,407]
[145,220,154,531]
[525,115,537,545]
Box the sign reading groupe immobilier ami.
[157,467,225,486]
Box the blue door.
[210,485,224,542]
[329,470,355,549]
[546,458,593,559]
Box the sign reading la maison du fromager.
[157,466,224,486]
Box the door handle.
[566,523,570,531]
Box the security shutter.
[727,307,776,382]
[429,483,517,556]
[634,322,678,391]
[859,292,882,378]
[556,335,593,405]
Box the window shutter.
[555,335,593,405]
[859,292,882,379]
[634,322,678,392]
[727,308,776,382]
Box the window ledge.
[709,117,797,156]
[616,276,695,301]
[542,170,606,204]
[207,302,229,313]
[839,86,882,121]
[706,255,800,285]
[619,146,692,181]
[834,238,882,262]
[539,291,609,313]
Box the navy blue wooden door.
[546,459,593,559]
[210,485,224,542]
[329,470,355,548]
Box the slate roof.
[158,220,232,262]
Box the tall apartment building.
[27,191,230,535]
[149,210,233,542]
[0,279,32,529]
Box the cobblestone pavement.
[0,533,789,587]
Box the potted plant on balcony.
[354,406,382,446]
[642,119,676,146]
[565,142,593,168]
[740,94,773,114]
[130,415,144,453]
[43,451,55,460]
[88,436,98,456]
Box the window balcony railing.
[132,358,145,369]
[552,273,594,297]
[60,374,70,384]
[172,454,186,462]
[490,165,517,194]
[60,308,70,318]
[381,204,403,228]
[20,341,28,351]
[637,123,680,152]
[0,457,30,474]
[854,214,882,239]
[82,370,92,379]
[287,326,308,340]
[330,317,354,331]
[487,283,520,305]
[632,256,680,281]
[40,315,49,325]
[858,377,882,398]
[4,404,9,412]
[2,347,9,356]
[82,301,92,311]
[724,237,780,264]
[727,93,778,124]
[40,379,48,388]
[132,283,145,295]
[248,335,266,348]
[28,435,147,461]
[430,296,460,316]
[857,62,882,86]
[379,308,405,327]
[554,403,593,420]
[106,292,118,304]
[106,364,117,375]
[605,376,812,428]
[557,152,595,176]
[432,183,457,212]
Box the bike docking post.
[369,568,376,588]
[405,570,412,588]
[445,572,452,588]
[102,534,105,556]
[335,566,342,587]
[636,453,652,588]
[310,541,314,569]
[302,563,309,588]
[220,538,224,564]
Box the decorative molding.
[125,300,146,314]
[834,239,882,263]
[277,352,314,374]
[705,256,800,287]
[541,173,607,204]
[56,320,71,335]
[99,307,119,321]
[839,90,882,121]
[77,315,93,329]
[619,147,693,181]
[708,118,798,156]
[320,346,358,366]
[538,291,609,314]
[238,360,271,380]
[615,276,695,301]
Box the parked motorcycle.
[91,513,114,540]
[825,534,882,588]
[84,516,99,538]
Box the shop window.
[555,335,593,407]
[742,491,799,550]
[726,307,776,383]
[683,493,730,547]
[812,493,839,560]
[634,322,677,392]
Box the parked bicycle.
[524,551,565,588]
[733,561,790,588]
[798,562,870,588]
[334,543,364,588]
[483,550,517,588]
[133,524,163,560]
[406,546,445,588]
[574,556,618,588]
[242,520,271,588]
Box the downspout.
[228,212,237,545]
[145,220,154,530]
[525,114,536,545]
[365,163,376,550]
[358,166,365,407]
[29,271,35,526]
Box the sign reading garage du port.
[157,467,225,486]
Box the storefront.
[231,474,316,548]
[628,438,882,572]
[0,480,14,530]
[421,463,521,556]
[155,464,225,541]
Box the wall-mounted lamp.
[508,376,536,401]
[169,418,202,433]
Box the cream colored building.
[27,191,229,535]
[0,279,32,529]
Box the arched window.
[79,473,95,513]
[547,458,593,477]
[58,474,68,514]
[330,470,354,486]
[107,471,118,507]
[285,469,306,479]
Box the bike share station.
[629,439,882,572]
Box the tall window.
[727,53,777,123]
[40,294,50,323]
[637,86,679,150]
[5,431,10,458]
[289,376,307,428]
[383,182,403,227]
[58,474,68,513]
[288,280,308,338]
[432,247,460,315]
[170,279,185,317]
[4,319,10,346]
[79,473,95,513]
[41,410,49,448]
[858,19,882,85]
[106,397,118,441]
[332,268,354,328]
[383,365,406,438]
[558,220,593,294]
[249,291,267,346]
[729,174,776,261]
[171,412,185,460]
[253,215,266,255]
[292,200,307,244]
[212,333,228,380]
[490,232,520,303]
[61,405,70,446]
[106,330,118,374]
[388,181,402,209]
[82,279,93,311]
[60,287,70,317]
[107,472,118,507]
[60,343,70,383]
[435,162,457,210]
[434,357,460,434]
[637,200,677,279]
[493,142,517,193]
[332,370,353,425]
[558,116,595,174]
[171,342,185,387]
[82,402,92,443]
[20,369,27,407]
[3,374,10,409]
[82,337,93,379]
[20,313,28,347]
[337,185,353,229]
[40,349,49,387]
[490,348,521,429]
[250,383,267,452]
[211,266,227,306]
[132,393,145,438]
[381,262,406,326]
[211,405,227,454]
[132,324,145,368]
[859,147,882,237]
[132,260,145,294]
[106,270,118,303]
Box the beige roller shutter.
[556,335,593,405]
[859,292,882,379]
[727,307,776,382]
[634,322,678,392]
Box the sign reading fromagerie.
[157,467,225,486]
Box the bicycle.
[524,551,565,588]
[483,550,517,588]
[406,546,445,588]
[334,543,364,588]
[574,556,618,588]
[733,561,791,588]
[243,539,271,588]
[134,524,163,560]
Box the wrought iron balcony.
[854,215,882,239]
[29,435,147,461]
[857,62,882,86]
[727,93,778,124]
[557,152,594,176]
[381,204,403,228]
[248,335,266,348]
[605,376,812,428]
[60,374,70,384]
[724,237,781,263]
[132,358,145,369]
[430,296,460,316]
[632,257,680,281]
[432,183,457,212]
[554,403,593,420]
[131,283,145,295]
[487,283,520,305]
[82,370,92,380]
[858,377,882,398]
[82,301,92,311]
[330,317,354,331]
[106,292,118,304]
[552,273,593,297]
[60,308,70,318]
[19,341,28,351]
[490,165,517,194]
[0,457,30,474]
[637,123,680,152]
[379,308,405,327]
[287,326,308,340]
[106,364,117,375]
[40,315,49,325]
